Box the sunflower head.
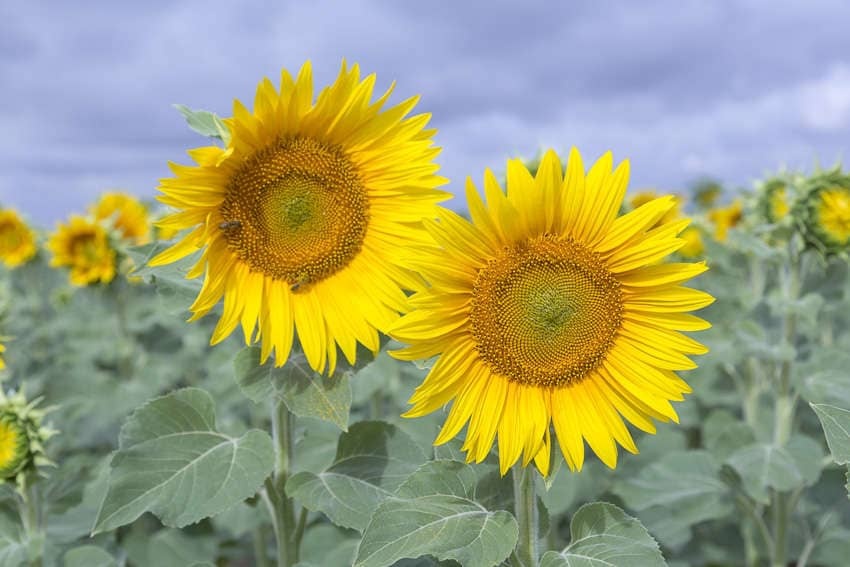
[47,216,116,286]
[0,342,5,371]
[91,192,151,245]
[797,168,850,255]
[151,61,446,374]
[692,180,723,210]
[0,210,37,268]
[391,149,712,475]
[0,388,55,483]
[708,199,743,242]
[678,227,705,258]
[754,177,794,225]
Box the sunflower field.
[1,62,849,567]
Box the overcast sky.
[2,0,849,226]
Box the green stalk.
[253,526,270,567]
[19,478,43,567]
[771,244,802,567]
[265,399,299,567]
[512,465,539,567]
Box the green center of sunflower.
[220,137,369,291]
[470,235,623,387]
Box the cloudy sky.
[2,0,849,226]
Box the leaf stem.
[513,465,539,567]
[19,476,43,567]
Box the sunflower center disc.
[219,137,369,291]
[470,235,623,387]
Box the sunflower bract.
[151,61,448,374]
[390,148,713,475]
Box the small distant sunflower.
[799,173,850,253]
[92,192,151,244]
[0,210,37,268]
[391,149,712,475]
[693,181,722,210]
[0,343,5,371]
[152,61,447,374]
[678,227,705,258]
[47,216,116,286]
[708,199,743,242]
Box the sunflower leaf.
[286,421,426,532]
[92,388,274,533]
[173,104,231,144]
[234,346,353,430]
[810,403,850,464]
[612,450,731,548]
[354,460,518,567]
[63,546,118,567]
[726,438,823,504]
[540,502,666,567]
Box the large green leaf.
[93,388,274,533]
[726,436,824,503]
[235,346,352,430]
[354,460,518,567]
[286,421,426,531]
[124,528,218,567]
[702,410,756,460]
[540,502,666,567]
[810,403,850,464]
[63,546,118,567]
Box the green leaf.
[173,104,231,144]
[286,421,426,531]
[0,507,27,567]
[540,502,666,567]
[93,388,274,533]
[703,410,756,460]
[810,403,850,464]
[125,528,218,567]
[126,243,203,315]
[235,346,352,430]
[614,450,730,520]
[354,461,518,567]
[63,546,118,567]
[726,441,814,503]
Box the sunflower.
[708,199,743,242]
[151,61,447,374]
[0,343,5,371]
[92,192,151,244]
[390,149,712,475]
[47,216,116,286]
[801,182,850,253]
[678,227,705,258]
[0,210,37,268]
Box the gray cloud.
[1,0,848,225]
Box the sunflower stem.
[771,241,803,567]
[266,399,298,567]
[513,465,539,567]
[19,476,43,567]
[253,525,270,567]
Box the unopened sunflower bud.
[796,168,850,256]
[0,389,56,483]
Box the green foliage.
[287,421,426,531]
[540,503,665,567]
[235,346,353,430]
[355,460,518,567]
[93,388,274,533]
[173,104,231,145]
